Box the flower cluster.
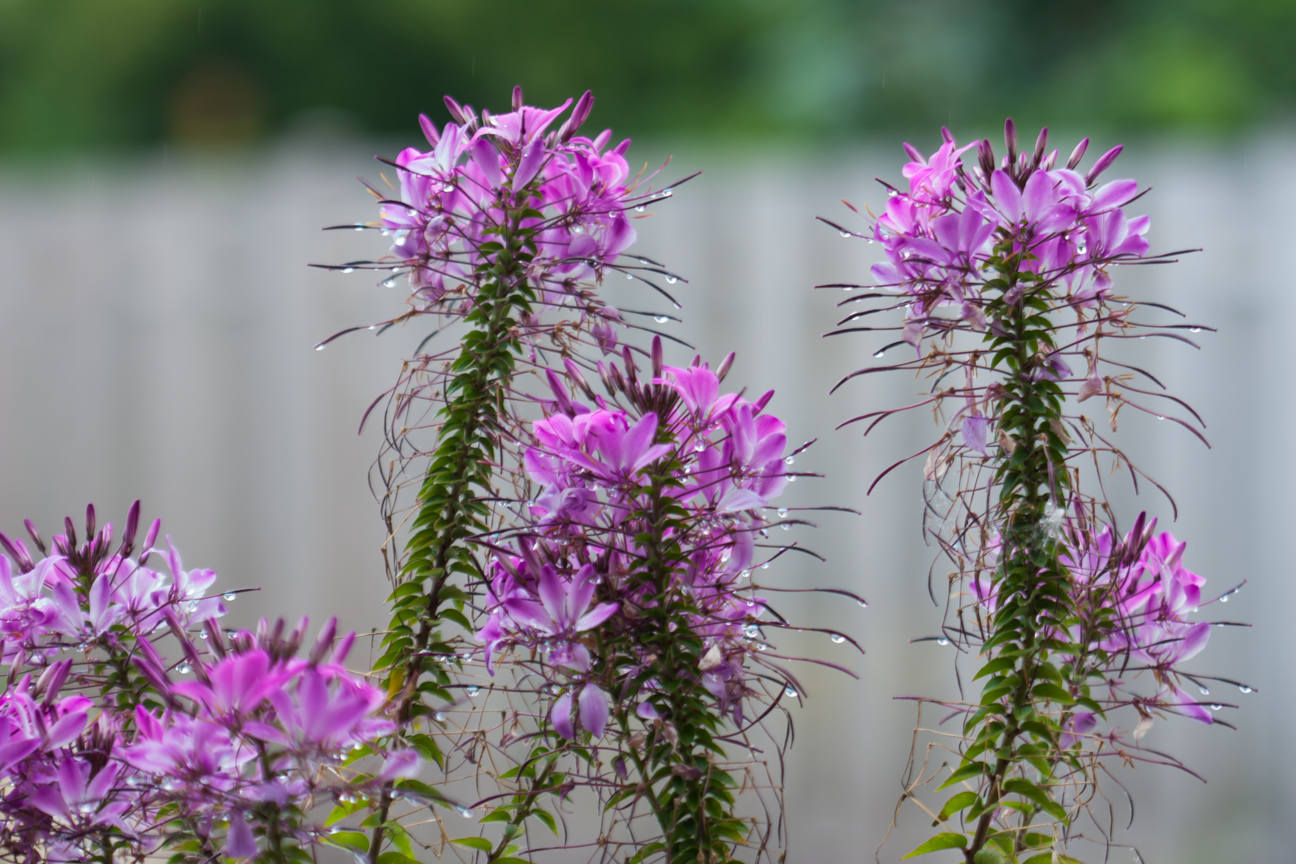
[376,87,659,340]
[476,343,796,737]
[0,505,419,864]
[867,123,1149,346]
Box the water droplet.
[1219,594,1229,603]
[744,624,759,638]
[777,508,789,518]
[784,686,798,698]
[831,633,846,644]
[381,277,399,288]
[661,188,673,198]
[873,349,886,358]
[351,741,364,751]
[694,440,707,452]
[177,663,191,675]
[784,456,795,466]
[627,272,635,280]
[199,630,209,640]
[842,286,854,291]
[466,686,479,697]
[442,183,454,192]
[858,599,868,608]
[935,638,950,646]
[654,315,670,323]
[315,344,327,352]
[342,267,355,274]
[1156,415,1166,421]
[1239,685,1253,693]
[635,205,645,213]
[761,563,770,570]
[719,549,732,562]
[1199,686,1210,695]
[353,225,365,231]
[1189,327,1201,333]
[755,642,768,651]
[572,224,584,234]
[223,593,236,602]
[739,570,751,580]
[459,807,475,818]
[780,523,791,531]
[435,712,446,722]
[1210,704,1223,711]
[888,189,898,197]
[787,475,797,483]
[665,276,677,285]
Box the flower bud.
[1004,118,1018,166]
[1066,136,1090,169]
[1032,126,1048,167]
[1085,145,1123,185]
[512,85,524,112]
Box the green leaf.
[1031,682,1074,704]
[450,837,494,852]
[973,657,1018,680]
[322,831,369,854]
[936,791,978,822]
[902,833,968,858]
[938,762,989,791]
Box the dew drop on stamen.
[739,570,751,580]
[831,633,846,644]
[784,686,798,698]
[435,712,446,722]
[665,276,678,284]
[1210,704,1223,711]
[761,563,770,569]
[777,508,789,518]
[1189,327,1202,333]
[874,349,887,358]
[177,663,191,675]
[784,456,795,466]
[858,599,869,608]
[654,315,670,323]
[1199,686,1210,695]
[342,267,355,274]
[787,475,797,482]
[223,593,236,601]
[1219,594,1229,603]
[627,272,635,280]
[381,277,399,288]
[839,231,851,238]
[936,638,950,646]
[661,188,673,198]
[635,206,645,213]
[459,807,474,818]
[465,686,479,697]
[1240,685,1253,693]
[781,523,790,531]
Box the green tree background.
[1,0,1292,154]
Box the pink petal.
[578,684,609,738]
[550,691,574,740]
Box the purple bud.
[565,90,594,141]
[310,617,338,664]
[139,518,161,566]
[443,95,467,125]
[716,352,735,382]
[63,517,78,549]
[1085,145,1123,185]
[1066,137,1090,170]
[204,619,228,658]
[418,113,440,146]
[621,345,638,385]
[35,659,71,703]
[23,519,45,555]
[902,142,923,163]
[978,140,996,182]
[651,336,663,378]
[940,126,954,143]
[85,504,96,539]
[1004,118,1018,165]
[563,357,594,399]
[1042,149,1058,170]
[545,368,574,416]
[512,85,524,112]
[123,500,141,552]
[333,631,356,665]
[0,532,34,572]
[1032,127,1048,167]
[753,390,775,414]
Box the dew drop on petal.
[831,633,846,644]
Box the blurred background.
[0,1,1293,861]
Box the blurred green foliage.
[0,0,1292,153]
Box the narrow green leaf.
[902,833,968,858]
